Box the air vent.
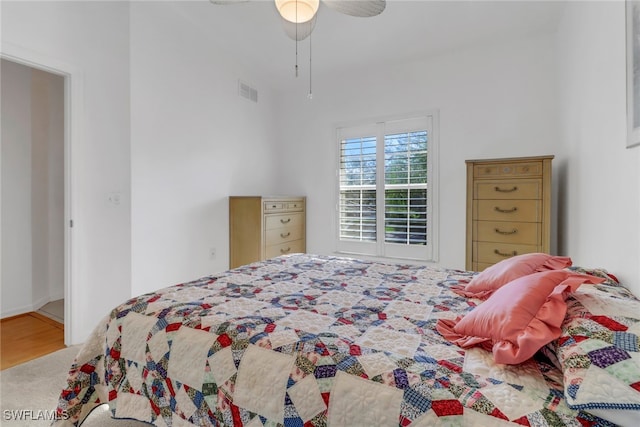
[238,80,258,103]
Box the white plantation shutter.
[336,115,438,260]
[384,131,428,241]
[339,135,377,242]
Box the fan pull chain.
[295,0,299,78]
[295,39,299,77]
[308,32,313,99]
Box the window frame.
[334,112,439,262]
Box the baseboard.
[1,305,35,319]
[0,295,53,319]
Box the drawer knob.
[494,186,518,193]
[280,232,291,238]
[281,247,291,253]
[495,228,517,235]
[494,206,518,214]
[281,218,291,224]
[494,249,517,257]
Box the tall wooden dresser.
[465,156,553,271]
[229,196,306,269]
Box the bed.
[54,253,640,426]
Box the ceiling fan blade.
[323,0,385,17]
[280,14,317,41]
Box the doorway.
[1,57,69,343]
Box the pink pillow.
[437,270,604,364]
[453,253,572,299]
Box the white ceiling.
[171,0,566,91]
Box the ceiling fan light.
[275,0,319,23]
[281,14,317,40]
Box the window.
[336,115,438,261]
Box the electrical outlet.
[209,247,217,259]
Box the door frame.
[1,42,81,345]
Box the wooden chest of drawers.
[465,156,553,271]
[229,196,306,269]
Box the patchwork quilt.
[55,254,624,426]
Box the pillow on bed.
[549,277,640,424]
[437,269,604,364]
[452,253,572,299]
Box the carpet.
[0,346,149,426]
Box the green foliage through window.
[339,131,428,246]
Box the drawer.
[265,213,304,230]
[265,226,303,245]
[287,201,304,211]
[265,239,305,259]
[475,199,540,222]
[474,242,539,264]
[264,199,305,212]
[474,161,542,178]
[475,180,540,200]
[264,202,285,211]
[475,221,540,245]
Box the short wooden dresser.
[229,196,306,269]
[465,156,553,271]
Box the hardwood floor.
[0,312,65,370]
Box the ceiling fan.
[210,0,386,98]
[210,0,386,41]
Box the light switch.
[108,192,121,205]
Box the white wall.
[1,60,64,317]
[44,69,65,300]
[275,32,563,270]
[130,2,280,295]
[32,68,65,304]
[1,60,34,315]
[1,1,131,343]
[31,67,50,312]
[556,1,640,296]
